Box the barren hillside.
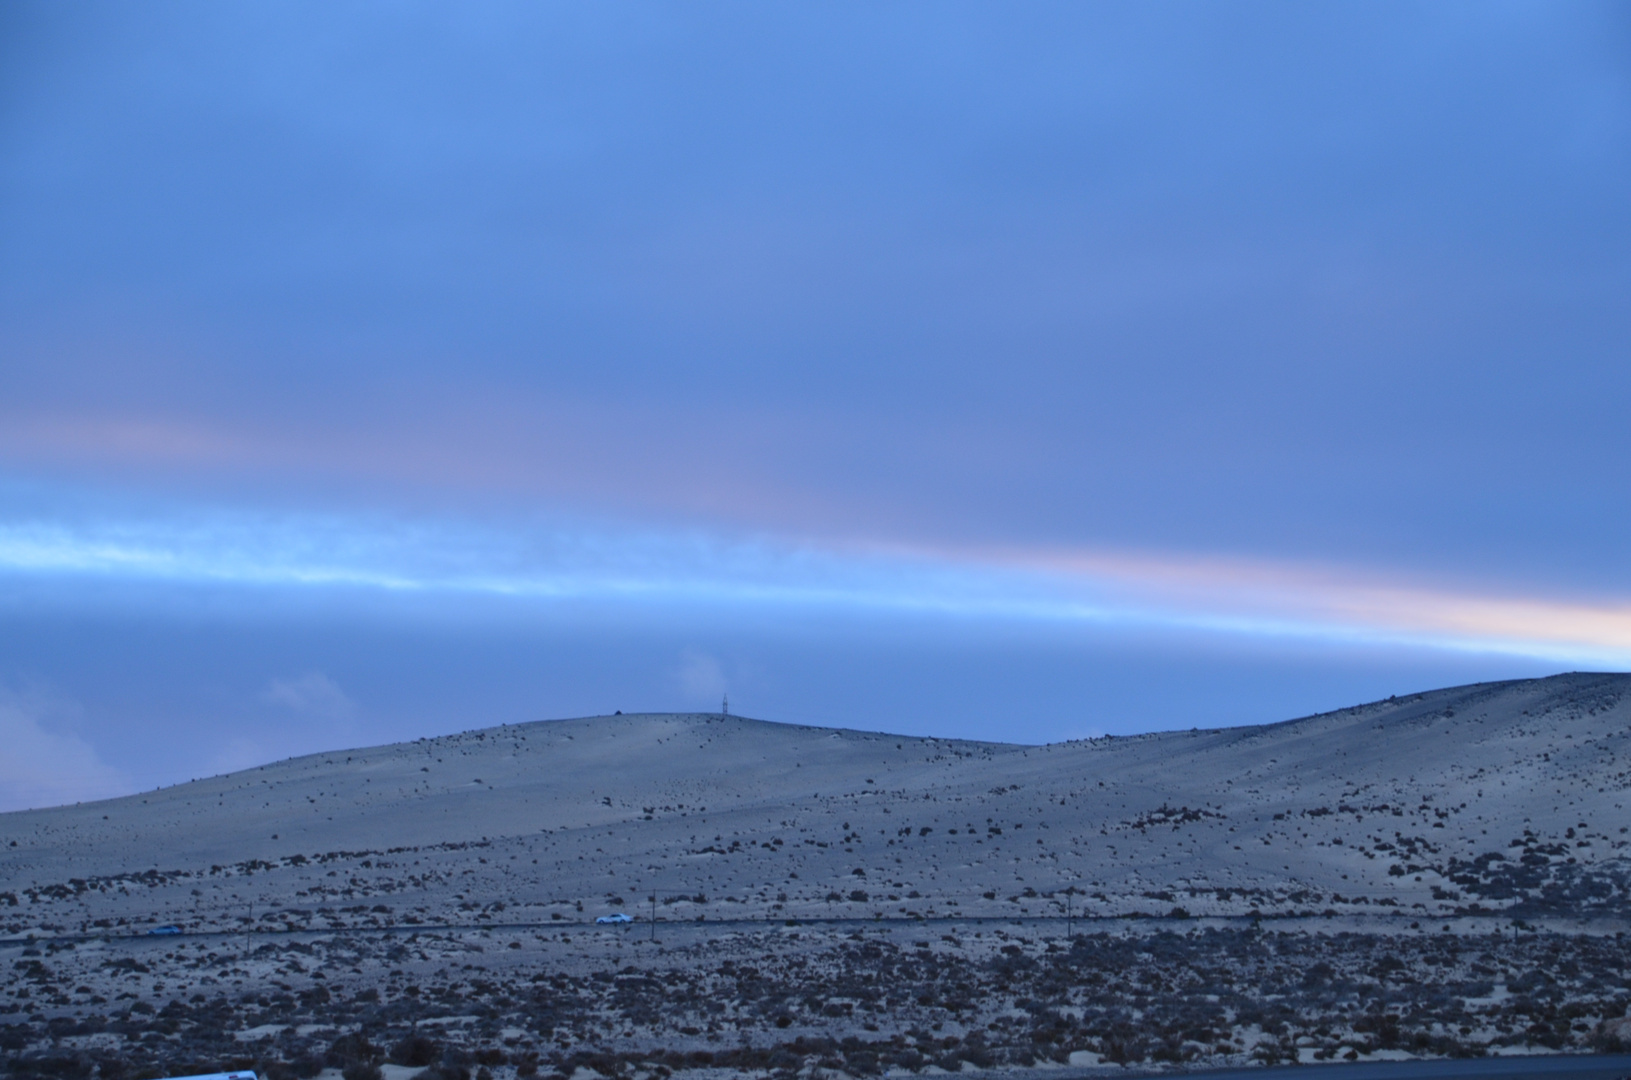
[3,674,1630,1080]
[4,672,1627,932]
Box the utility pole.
[650,890,657,942]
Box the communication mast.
[722,693,729,716]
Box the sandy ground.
[2,673,1629,1079]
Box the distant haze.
[0,2,1627,807]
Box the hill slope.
[2,672,1628,933]
[4,674,1631,1080]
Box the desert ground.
[2,673,1629,1079]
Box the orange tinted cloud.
[981,546,1631,662]
[3,410,1628,666]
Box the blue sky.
[1,1,1627,809]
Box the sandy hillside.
[4,673,1631,1080]
[2,671,1627,934]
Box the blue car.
[146,925,182,936]
[595,913,633,925]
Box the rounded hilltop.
[2,671,1628,927]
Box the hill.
[4,672,1628,931]
[2,673,1630,1080]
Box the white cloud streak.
[263,672,356,720]
[0,508,1627,669]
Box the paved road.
[3,912,1625,948]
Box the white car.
[595,913,634,924]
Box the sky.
[1,1,1628,811]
